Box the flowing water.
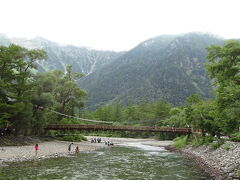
[0,142,212,180]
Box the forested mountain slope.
[0,34,123,74]
[78,33,223,109]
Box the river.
[0,141,212,179]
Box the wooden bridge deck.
[45,124,192,134]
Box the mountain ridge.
[77,33,224,109]
[0,34,124,75]
[0,33,224,109]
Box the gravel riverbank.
[0,139,106,165]
[166,141,240,180]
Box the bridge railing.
[45,124,192,134]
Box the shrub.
[203,136,214,144]
[59,134,87,142]
[209,138,225,149]
[230,132,240,142]
[173,135,188,149]
[188,135,213,147]
[47,130,57,137]
[222,143,232,151]
[190,138,204,147]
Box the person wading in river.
[68,143,73,154]
[35,144,39,156]
[75,146,80,154]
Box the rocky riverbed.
[0,139,106,165]
[167,141,240,180]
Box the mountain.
[0,34,123,74]
[77,33,223,109]
[0,33,224,109]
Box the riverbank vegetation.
[172,135,226,150]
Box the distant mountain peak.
[0,34,123,75]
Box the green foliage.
[155,132,180,140]
[173,135,224,150]
[222,143,233,151]
[0,44,46,134]
[58,134,87,142]
[190,136,214,147]
[48,67,87,116]
[173,135,188,149]
[206,40,240,134]
[0,44,86,135]
[29,68,86,134]
[58,118,84,125]
[153,100,171,126]
[209,139,225,150]
[47,130,57,137]
[230,132,240,142]
[82,99,171,126]
[162,107,187,127]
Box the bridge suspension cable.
[46,108,165,125]
[48,109,114,124]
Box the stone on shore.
[181,141,240,179]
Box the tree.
[122,104,140,123]
[112,102,122,122]
[0,44,47,134]
[162,107,187,128]
[195,100,220,136]
[184,94,201,128]
[153,99,171,126]
[30,72,56,134]
[0,44,89,135]
[206,40,240,134]
[52,67,87,116]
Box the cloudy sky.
[1,0,240,51]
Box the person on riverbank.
[75,146,79,154]
[35,144,38,156]
[106,138,110,146]
[68,143,73,153]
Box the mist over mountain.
[77,33,223,109]
[0,33,224,109]
[0,34,123,74]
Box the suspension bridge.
[44,124,192,134]
[44,109,193,135]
